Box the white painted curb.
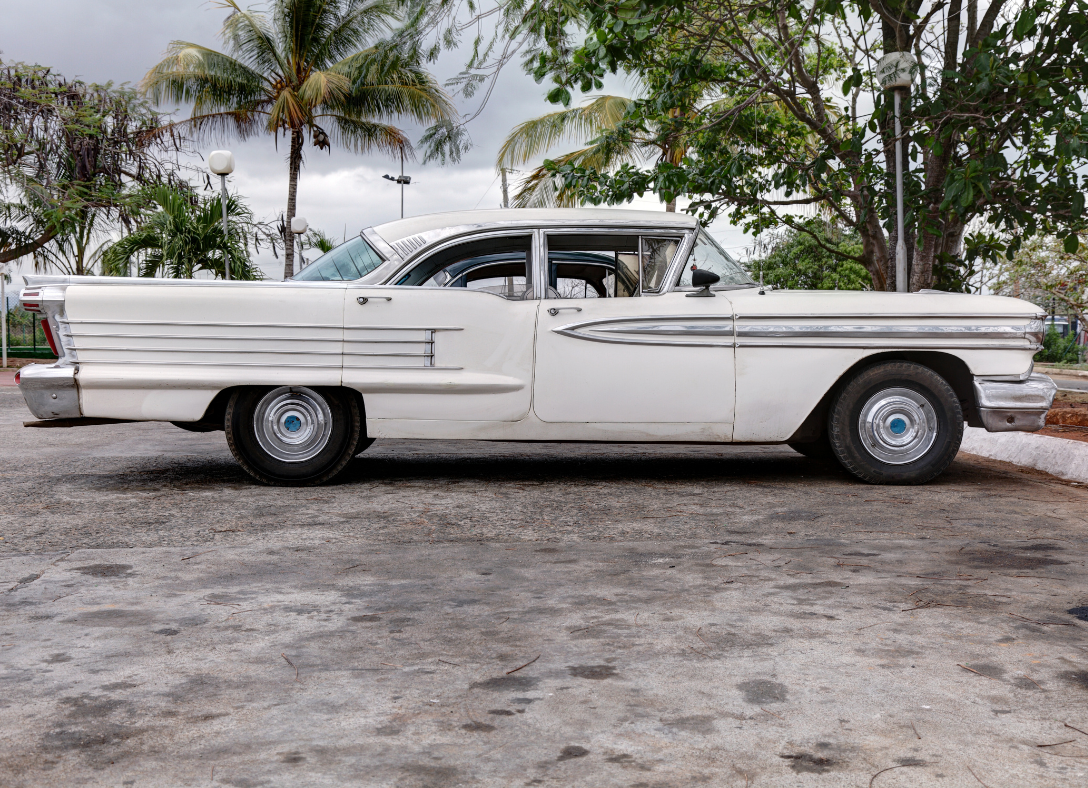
[960,427,1088,483]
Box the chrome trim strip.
[345,351,432,357]
[735,312,1045,320]
[64,332,344,342]
[736,324,1034,340]
[346,325,464,332]
[70,360,342,368]
[736,342,1041,350]
[592,323,734,337]
[73,346,342,355]
[62,319,341,329]
[344,365,463,370]
[552,314,736,348]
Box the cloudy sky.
[2,0,752,279]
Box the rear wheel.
[225,386,361,486]
[828,362,963,485]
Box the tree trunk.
[665,199,676,212]
[283,129,304,280]
[0,226,58,264]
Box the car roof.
[371,208,698,246]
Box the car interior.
[392,232,684,300]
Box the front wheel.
[225,386,361,486]
[828,362,963,485]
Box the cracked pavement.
[1,387,1087,786]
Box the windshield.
[676,230,755,288]
[293,236,385,281]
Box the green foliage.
[523,0,1088,291]
[1035,327,1083,364]
[753,221,870,291]
[0,59,179,264]
[100,185,265,280]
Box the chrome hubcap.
[254,387,333,463]
[858,387,938,465]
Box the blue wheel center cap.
[284,415,302,432]
[889,417,907,435]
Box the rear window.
[293,236,385,281]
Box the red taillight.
[40,318,60,357]
[13,370,20,385]
[21,290,42,313]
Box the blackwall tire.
[225,386,361,486]
[828,361,963,485]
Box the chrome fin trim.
[552,315,735,347]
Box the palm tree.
[142,0,457,278]
[497,95,694,211]
[32,209,108,276]
[100,185,265,280]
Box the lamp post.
[208,150,235,280]
[1,265,7,369]
[290,216,308,270]
[382,148,411,219]
[875,52,916,293]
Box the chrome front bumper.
[17,364,82,420]
[973,373,1057,432]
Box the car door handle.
[357,296,392,305]
[547,306,582,316]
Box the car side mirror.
[686,268,720,298]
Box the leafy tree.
[31,209,108,276]
[100,185,267,280]
[0,60,178,265]
[753,220,871,290]
[989,233,1086,329]
[524,0,1088,291]
[142,0,458,279]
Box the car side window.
[395,235,534,299]
[293,236,385,281]
[545,234,681,298]
[675,231,755,288]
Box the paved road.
[1,387,1087,787]
[1054,376,1088,393]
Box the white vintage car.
[17,208,1056,486]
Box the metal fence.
[4,311,49,351]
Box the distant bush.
[1035,327,1083,364]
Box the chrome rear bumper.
[17,364,81,420]
[973,373,1057,432]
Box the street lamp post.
[1,265,7,369]
[875,52,916,293]
[382,148,411,219]
[291,216,308,270]
[208,150,235,281]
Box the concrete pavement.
[1,388,1087,787]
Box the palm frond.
[216,0,289,78]
[313,0,399,66]
[321,116,409,156]
[496,95,635,169]
[142,42,267,115]
[298,69,351,108]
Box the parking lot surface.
[1,386,1087,787]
